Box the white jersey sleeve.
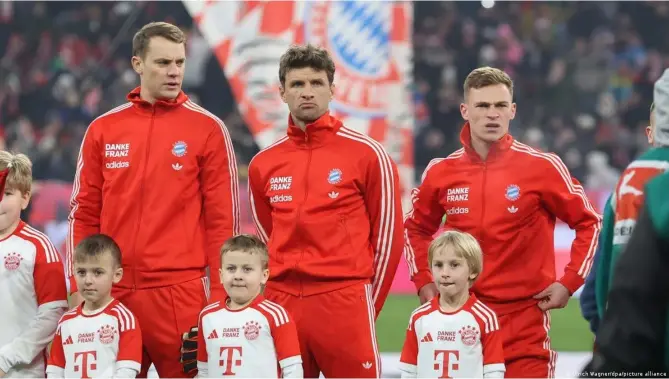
[0,228,68,374]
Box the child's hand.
[0,368,5,377]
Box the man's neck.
[470,135,492,161]
[139,87,157,105]
[291,114,307,131]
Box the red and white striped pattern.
[403,149,463,277]
[337,127,396,304]
[364,284,382,378]
[67,102,132,279]
[257,300,290,327]
[247,136,289,243]
[19,225,60,264]
[543,311,557,378]
[183,100,241,236]
[111,303,137,332]
[510,141,602,278]
[470,301,500,334]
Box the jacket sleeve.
[404,160,446,293]
[580,239,601,335]
[540,154,603,294]
[595,196,615,320]
[586,204,669,374]
[362,148,404,317]
[247,159,273,244]
[200,118,240,299]
[67,122,103,293]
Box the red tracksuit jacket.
[67,88,240,293]
[405,123,602,315]
[248,112,403,316]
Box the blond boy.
[0,151,68,378]
[400,230,505,378]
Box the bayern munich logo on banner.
[305,1,401,118]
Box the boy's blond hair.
[428,230,483,283]
[0,151,32,194]
[221,234,269,269]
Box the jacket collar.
[287,111,342,148]
[460,122,514,163]
[127,86,188,116]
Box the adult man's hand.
[534,282,570,311]
[418,283,439,304]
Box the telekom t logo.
[74,350,97,378]
[219,346,243,375]
[434,349,459,378]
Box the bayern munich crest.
[328,168,343,185]
[505,184,521,201]
[243,321,261,341]
[304,1,401,118]
[459,325,479,346]
[97,324,117,344]
[3,252,22,270]
[172,141,187,157]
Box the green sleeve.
[646,172,669,241]
[596,195,615,319]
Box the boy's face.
[431,245,477,298]
[74,252,123,305]
[220,250,269,306]
[0,187,29,231]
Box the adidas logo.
[362,361,372,370]
[63,335,73,345]
[507,206,518,213]
[172,163,183,171]
[328,191,339,199]
[207,330,219,340]
[420,332,433,343]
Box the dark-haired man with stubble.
[67,22,240,378]
[247,44,404,378]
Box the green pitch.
[376,295,593,352]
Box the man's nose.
[167,63,180,76]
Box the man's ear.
[131,56,142,75]
[280,85,287,103]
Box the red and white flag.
[184,1,415,207]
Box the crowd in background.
[0,1,665,229]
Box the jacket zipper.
[130,107,155,291]
[479,162,487,244]
[295,133,312,297]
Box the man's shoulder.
[420,148,466,182]
[90,102,134,128]
[645,172,669,239]
[177,100,229,132]
[248,136,291,171]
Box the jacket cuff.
[413,270,434,294]
[559,270,584,295]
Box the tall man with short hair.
[405,67,602,377]
[248,44,404,378]
[67,21,240,378]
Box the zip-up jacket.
[404,123,602,315]
[67,87,240,294]
[247,112,403,317]
[595,147,669,319]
